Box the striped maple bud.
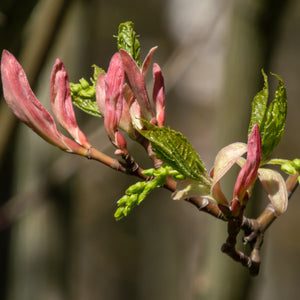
[152,63,165,127]
[1,50,89,155]
[96,52,128,152]
[119,47,156,127]
[231,124,261,215]
[50,58,91,149]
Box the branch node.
[86,146,93,159]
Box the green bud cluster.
[70,64,105,117]
[70,78,95,97]
[280,158,300,183]
[114,165,184,220]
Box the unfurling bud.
[1,50,88,155]
[232,124,261,212]
[97,52,128,151]
[292,158,300,171]
[120,49,155,122]
[50,58,91,148]
[281,162,296,175]
[152,63,165,127]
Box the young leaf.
[92,64,104,83]
[260,73,287,160]
[70,65,105,117]
[248,70,268,137]
[248,71,287,160]
[138,121,210,183]
[115,21,141,68]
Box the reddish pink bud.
[50,59,91,148]
[103,100,116,142]
[232,124,261,206]
[119,49,154,121]
[100,52,128,151]
[95,72,106,116]
[152,63,165,127]
[142,46,158,77]
[97,73,135,137]
[105,53,124,124]
[120,96,135,136]
[1,50,86,154]
[115,131,127,150]
[103,53,124,142]
[122,84,142,133]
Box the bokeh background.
[0,0,300,299]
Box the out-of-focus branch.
[0,139,142,231]
[222,172,299,276]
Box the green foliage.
[248,70,269,134]
[115,21,141,67]
[115,165,184,220]
[248,70,287,161]
[70,65,105,117]
[138,121,210,185]
[70,21,141,117]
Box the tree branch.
[222,172,299,276]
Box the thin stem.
[227,172,299,276]
[88,147,127,173]
[88,146,151,182]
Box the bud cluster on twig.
[1,21,299,276]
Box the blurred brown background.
[0,0,300,299]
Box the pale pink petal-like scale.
[233,124,261,204]
[120,49,154,121]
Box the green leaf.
[115,21,141,68]
[138,121,210,183]
[92,64,104,83]
[260,73,287,160]
[70,65,105,118]
[248,70,268,137]
[248,71,287,161]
